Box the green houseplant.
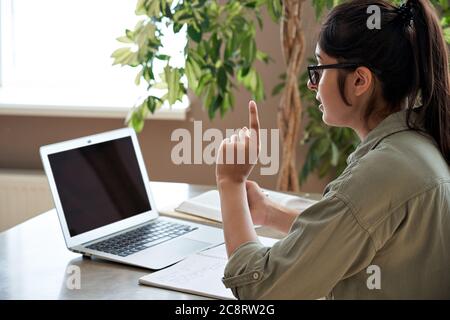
[112,0,280,128]
[112,0,450,190]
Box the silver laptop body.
[40,128,223,270]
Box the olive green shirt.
[222,108,450,299]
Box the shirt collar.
[346,108,423,165]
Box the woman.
[216,0,450,299]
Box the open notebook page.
[175,189,318,223]
[139,237,278,299]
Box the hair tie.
[395,1,416,26]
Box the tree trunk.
[276,0,306,192]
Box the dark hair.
[318,0,450,163]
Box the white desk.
[0,181,318,299]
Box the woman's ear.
[353,66,373,97]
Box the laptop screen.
[48,136,152,237]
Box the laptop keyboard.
[86,220,198,257]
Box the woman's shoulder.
[334,128,449,194]
[323,131,449,237]
[377,128,449,181]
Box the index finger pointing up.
[248,100,260,157]
[249,100,260,135]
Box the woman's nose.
[307,79,318,92]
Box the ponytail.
[407,0,450,163]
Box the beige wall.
[0,2,330,194]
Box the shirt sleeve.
[222,194,377,299]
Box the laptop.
[40,127,224,270]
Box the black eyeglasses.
[307,63,360,86]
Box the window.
[0,0,188,119]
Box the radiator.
[0,170,53,232]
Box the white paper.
[139,237,278,299]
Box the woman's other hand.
[246,180,271,226]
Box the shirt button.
[252,272,260,280]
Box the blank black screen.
[49,136,151,237]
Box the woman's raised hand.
[216,100,260,184]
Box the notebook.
[139,236,278,299]
[175,189,318,223]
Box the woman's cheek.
[320,94,340,125]
[319,76,344,126]
[321,104,333,125]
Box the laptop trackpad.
[138,238,212,269]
